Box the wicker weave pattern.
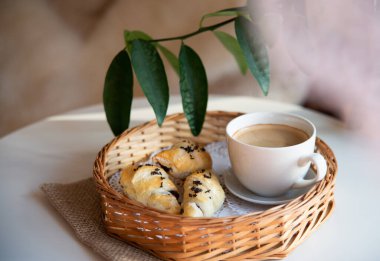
[93,111,337,261]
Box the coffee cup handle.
[293,153,327,188]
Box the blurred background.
[1,0,379,145]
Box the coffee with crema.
[233,124,309,148]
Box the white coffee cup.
[226,112,327,197]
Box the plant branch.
[149,17,237,43]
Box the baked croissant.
[119,164,181,214]
[153,139,212,179]
[182,169,225,217]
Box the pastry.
[182,169,225,217]
[120,164,181,214]
[153,139,212,179]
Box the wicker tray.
[93,111,337,261]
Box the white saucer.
[223,168,316,205]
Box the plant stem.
[149,17,236,43]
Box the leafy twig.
[149,17,236,43]
[104,6,271,137]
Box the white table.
[1,95,379,261]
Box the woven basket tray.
[93,111,337,261]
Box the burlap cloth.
[41,178,160,261]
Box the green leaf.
[103,50,133,136]
[130,39,169,126]
[124,30,179,76]
[214,30,247,75]
[124,30,152,42]
[200,7,250,27]
[124,30,152,53]
[157,44,180,76]
[235,17,270,95]
[179,44,208,136]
